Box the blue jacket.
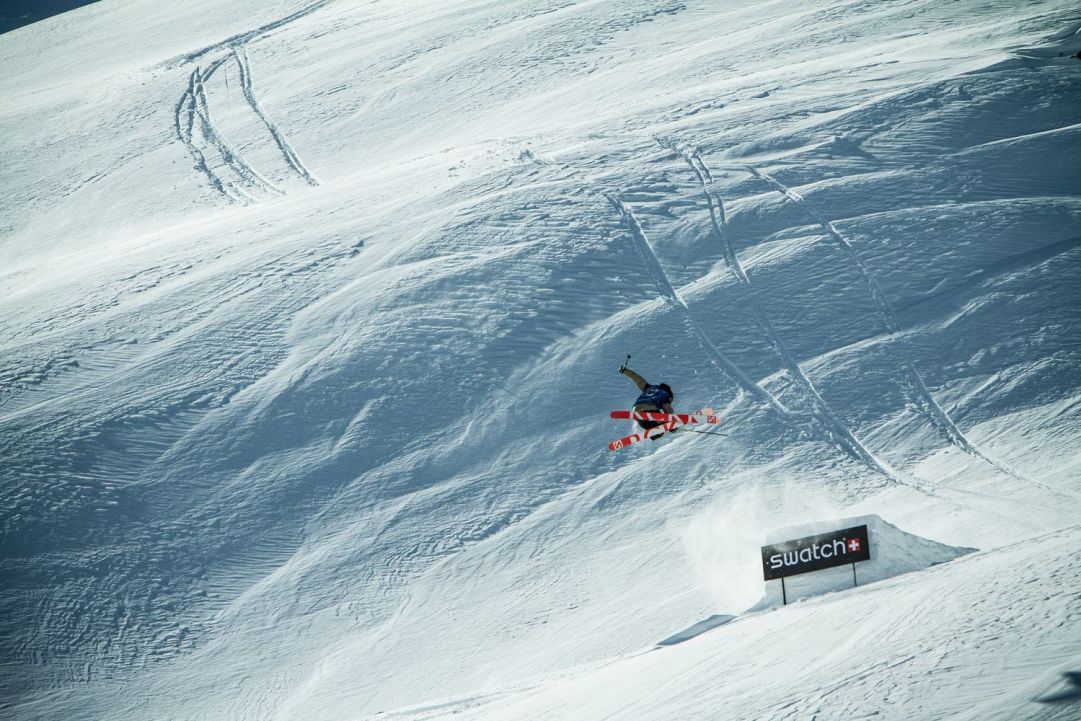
[634,384,673,409]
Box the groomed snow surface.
[2,1,1080,719]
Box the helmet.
[659,383,673,401]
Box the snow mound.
[755,515,975,608]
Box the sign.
[761,525,870,581]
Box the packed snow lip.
[2,1,1080,720]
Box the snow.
[1,1,1080,720]
[437,527,1081,721]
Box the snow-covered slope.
[2,1,1079,720]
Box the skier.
[618,361,675,439]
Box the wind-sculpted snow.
[1,1,1080,720]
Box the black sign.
[761,525,871,580]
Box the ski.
[607,419,678,451]
[607,408,718,451]
[609,410,720,425]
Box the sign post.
[760,525,871,605]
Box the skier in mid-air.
[618,361,675,439]
[607,356,719,451]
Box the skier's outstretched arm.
[662,402,674,414]
[619,366,649,391]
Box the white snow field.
[2,0,1080,719]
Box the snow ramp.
[754,514,975,608]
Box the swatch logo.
[761,525,871,580]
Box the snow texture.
[1,1,1080,720]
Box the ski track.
[177,61,272,203]
[604,192,787,415]
[172,0,335,66]
[652,136,915,492]
[176,46,319,201]
[603,192,931,495]
[175,67,243,202]
[234,47,320,187]
[194,57,285,198]
[741,164,1071,499]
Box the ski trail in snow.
[744,166,902,330]
[170,0,329,200]
[171,0,335,65]
[655,137,911,491]
[604,192,929,494]
[234,47,320,186]
[176,49,321,201]
[743,165,1068,497]
[175,80,241,202]
[191,59,285,198]
[177,64,260,203]
[604,193,786,416]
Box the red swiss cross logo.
[847,538,861,552]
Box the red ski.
[607,419,679,451]
[609,410,720,425]
[607,408,719,451]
